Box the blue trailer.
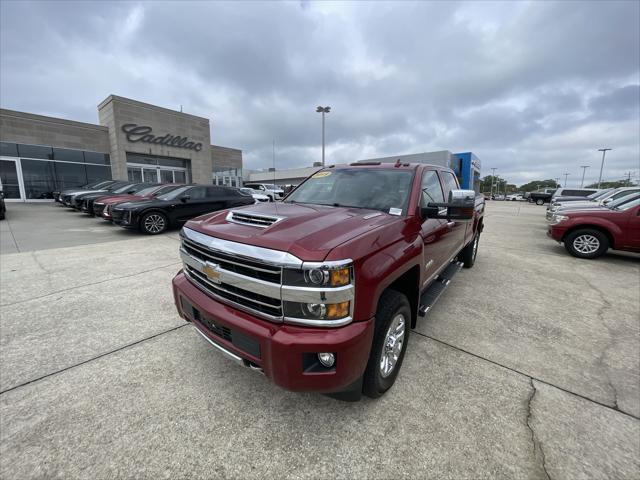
[451,152,482,193]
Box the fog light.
[317,352,335,368]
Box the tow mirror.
[180,195,191,203]
[424,189,476,221]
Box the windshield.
[587,189,611,200]
[112,183,141,194]
[610,194,640,210]
[285,168,414,214]
[263,184,280,190]
[156,185,192,200]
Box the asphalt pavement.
[0,201,638,479]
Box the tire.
[363,290,411,398]
[564,229,608,259]
[460,232,480,268]
[140,211,168,235]
[535,199,544,205]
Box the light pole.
[490,167,497,198]
[555,177,560,188]
[316,106,331,166]
[563,172,570,187]
[597,148,611,188]
[579,165,590,188]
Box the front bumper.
[172,271,374,393]
[547,224,566,242]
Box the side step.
[418,261,463,317]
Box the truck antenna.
[273,139,278,214]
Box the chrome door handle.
[446,221,456,228]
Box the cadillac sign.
[121,124,203,152]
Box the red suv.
[547,194,640,258]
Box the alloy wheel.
[380,314,406,378]
[144,214,166,234]
[573,234,600,254]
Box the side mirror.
[602,198,611,204]
[126,189,136,194]
[424,189,476,221]
[180,195,191,203]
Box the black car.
[79,183,158,214]
[55,180,116,203]
[0,191,5,220]
[111,185,255,234]
[64,181,130,208]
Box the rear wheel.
[140,211,168,235]
[564,229,608,259]
[363,290,411,398]
[535,199,544,205]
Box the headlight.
[550,214,568,225]
[284,263,352,287]
[284,300,351,320]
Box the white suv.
[243,183,285,202]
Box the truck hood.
[186,202,401,261]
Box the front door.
[419,169,453,287]
[0,159,24,201]
[439,170,469,259]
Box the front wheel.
[535,199,544,205]
[363,290,411,398]
[564,229,608,259]
[460,232,480,268]
[140,211,168,235]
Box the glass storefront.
[0,142,111,200]
[213,167,242,187]
[126,152,191,184]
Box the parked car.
[546,187,640,220]
[54,180,115,203]
[96,184,182,219]
[76,182,151,213]
[0,191,5,220]
[550,188,599,202]
[529,188,558,205]
[240,187,269,203]
[548,188,612,208]
[506,194,524,201]
[243,183,285,201]
[111,184,254,234]
[547,193,640,258]
[60,181,129,207]
[172,162,485,400]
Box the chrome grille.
[182,237,281,284]
[184,265,282,318]
[225,210,284,228]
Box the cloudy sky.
[1,0,638,186]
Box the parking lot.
[1,201,638,479]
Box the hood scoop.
[226,210,285,228]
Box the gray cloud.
[1,0,638,186]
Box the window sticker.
[311,171,332,179]
[389,207,402,216]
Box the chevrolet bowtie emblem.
[202,262,221,284]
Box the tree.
[585,179,636,188]
[518,179,559,192]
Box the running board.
[418,261,463,317]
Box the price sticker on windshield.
[389,207,402,216]
[311,171,332,179]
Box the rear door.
[173,186,209,222]
[419,169,452,287]
[439,170,469,259]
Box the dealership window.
[86,164,112,183]
[1,142,19,157]
[17,144,53,160]
[52,148,84,163]
[83,151,110,165]
[21,159,57,199]
[213,167,242,187]
[53,162,88,190]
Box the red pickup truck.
[172,162,485,400]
